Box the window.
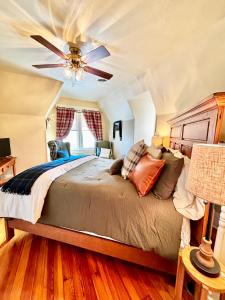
[64,112,95,150]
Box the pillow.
[121,140,146,179]
[57,150,69,158]
[99,148,111,158]
[173,156,205,220]
[145,145,162,159]
[160,146,170,153]
[168,148,184,158]
[109,158,124,175]
[152,152,184,199]
[129,154,165,197]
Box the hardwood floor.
[0,218,6,243]
[0,225,177,299]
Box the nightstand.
[174,246,225,300]
[0,156,16,186]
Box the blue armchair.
[48,140,71,160]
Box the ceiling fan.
[30,35,113,82]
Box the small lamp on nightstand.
[152,135,163,148]
[186,144,225,278]
[152,135,170,148]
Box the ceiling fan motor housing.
[68,46,82,67]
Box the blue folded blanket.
[2,155,87,195]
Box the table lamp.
[162,136,170,148]
[152,135,163,148]
[186,143,225,278]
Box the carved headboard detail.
[168,92,225,245]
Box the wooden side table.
[174,246,225,300]
[0,156,16,186]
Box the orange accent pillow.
[129,154,165,197]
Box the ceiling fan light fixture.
[81,54,87,63]
[63,66,73,79]
[75,68,83,81]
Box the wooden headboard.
[168,92,225,245]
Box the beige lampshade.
[162,136,170,148]
[186,144,225,205]
[152,135,163,148]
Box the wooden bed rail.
[5,218,177,275]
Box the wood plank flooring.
[0,218,5,243]
[0,224,177,299]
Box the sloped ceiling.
[0,0,225,116]
[0,70,62,116]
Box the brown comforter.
[39,157,183,259]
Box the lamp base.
[190,249,220,278]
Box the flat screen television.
[0,138,11,157]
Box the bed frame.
[3,93,225,275]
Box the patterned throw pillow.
[121,140,146,179]
[48,140,57,160]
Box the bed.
[2,93,225,275]
[39,157,183,260]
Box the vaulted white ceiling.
[0,0,225,116]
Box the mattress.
[39,158,183,260]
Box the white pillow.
[99,148,111,158]
[168,148,184,158]
[180,217,191,248]
[145,145,162,159]
[173,156,205,220]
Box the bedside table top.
[182,246,225,293]
[0,156,16,168]
[0,157,16,186]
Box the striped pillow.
[121,140,146,179]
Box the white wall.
[98,79,159,156]
[109,119,134,158]
[129,91,156,145]
[155,113,176,137]
[0,70,62,116]
[99,90,134,158]
[0,70,62,172]
[0,114,47,173]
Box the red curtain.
[56,107,75,140]
[83,110,103,140]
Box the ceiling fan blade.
[84,66,113,80]
[82,45,110,63]
[32,63,65,69]
[31,35,68,60]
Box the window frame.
[64,112,95,151]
